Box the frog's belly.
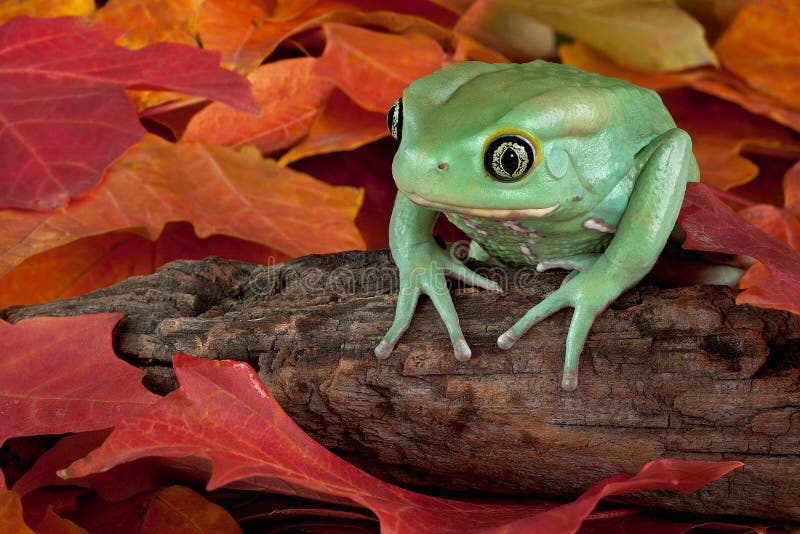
[445,212,613,268]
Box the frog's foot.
[497,268,611,392]
[375,283,472,362]
[376,254,499,362]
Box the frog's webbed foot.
[376,243,501,362]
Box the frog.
[374,60,699,391]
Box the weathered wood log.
[3,251,799,520]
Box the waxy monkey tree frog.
[375,60,699,391]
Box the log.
[3,251,799,520]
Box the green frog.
[376,60,698,391]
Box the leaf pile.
[0,0,799,531]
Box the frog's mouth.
[404,192,560,220]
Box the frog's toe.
[453,335,472,361]
[497,330,518,350]
[446,263,502,292]
[561,372,579,392]
[374,338,396,360]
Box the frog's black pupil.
[501,147,519,174]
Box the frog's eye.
[387,98,403,142]
[484,134,536,182]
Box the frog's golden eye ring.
[387,98,403,142]
[483,133,536,182]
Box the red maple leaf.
[62,354,742,534]
[0,16,258,211]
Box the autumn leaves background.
[0,0,799,532]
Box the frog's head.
[388,61,639,221]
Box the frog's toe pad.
[374,338,395,360]
[497,330,518,350]
[453,335,472,362]
[561,372,579,392]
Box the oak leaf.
[141,486,241,534]
[0,0,93,25]
[0,491,34,534]
[0,223,288,310]
[560,43,800,190]
[471,0,716,71]
[680,182,800,315]
[560,40,800,133]
[279,89,387,165]
[455,1,556,62]
[313,22,446,111]
[0,16,258,210]
[736,161,800,301]
[90,0,200,49]
[0,313,158,448]
[183,58,334,154]
[197,0,356,73]
[62,354,742,534]
[0,135,364,282]
[714,0,800,112]
[31,506,87,534]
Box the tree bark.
[3,251,799,520]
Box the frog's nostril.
[437,162,449,171]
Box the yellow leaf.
[0,0,93,25]
[480,0,717,71]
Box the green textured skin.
[375,60,699,391]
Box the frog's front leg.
[376,193,502,361]
[498,129,693,391]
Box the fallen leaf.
[20,488,88,527]
[197,0,355,72]
[455,0,556,62]
[279,89,387,165]
[0,16,258,210]
[90,0,200,49]
[714,0,800,112]
[560,40,800,133]
[476,0,716,71]
[559,41,696,91]
[13,431,112,497]
[31,507,87,534]
[674,0,754,41]
[690,75,800,133]
[62,354,743,534]
[737,161,800,294]
[451,32,511,63]
[141,486,241,534]
[183,58,334,153]
[0,491,34,534]
[560,45,800,190]
[0,135,364,282]
[680,182,800,314]
[312,22,446,111]
[0,313,159,447]
[290,137,400,248]
[62,492,149,533]
[0,222,288,310]
[0,0,93,25]
[496,459,745,532]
